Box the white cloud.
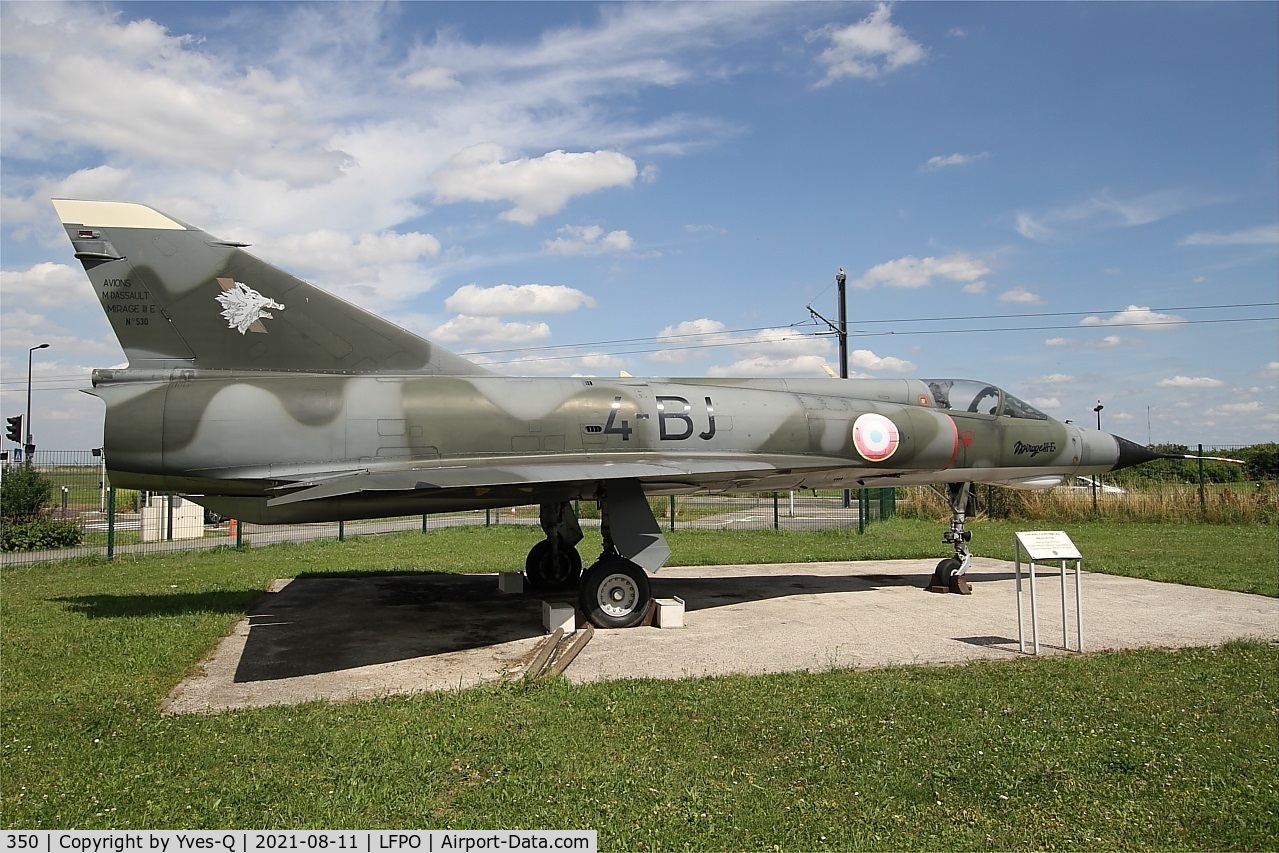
[402,66,462,91]
[1207,401,1268,414]
[1015,188,1200,241]
[658,317,913,376]
[1030,397,1062,410]
[812,3,926,85]
[429,315,551,345]
[998,287,1042,304]
[961,281,987,295]
[0,262,89,309]
[261,229,442,308]
[2,7,348,187]
[650,318,735,363]
[739,327,833,359]
[1264,361,1279,375]
[444,284,596,316]
[1213,406,1279,426]
[662,324,834,369]
[708,354,836,378]
[270,229,441,270]
[1031,373,1075,384]
[476,351,626,376]
[431,144,638,224]
[2,166,139,242]
[1179,224,1279,247]
[919,152,990,173]
[544,225,635,256]
[0,308,115,356]
[1080,305,1186,329]
[0,1,812,242]
[852,253,990,289]
[1045,335,1124,348]
[1156,376,1224,388]
[849,348,916,373]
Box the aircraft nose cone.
[1112,434,1165,471]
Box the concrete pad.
[163,559,1278,714]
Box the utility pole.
[807,268,850,380]
[836,268,848,379]
[807,269,851,507]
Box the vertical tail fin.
[53,199,489,375]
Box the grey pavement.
[163,558,1278,714]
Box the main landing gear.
[524,480,670,629]
[524,502,584,591]
[580,558,651,629]
[926,481,974,595]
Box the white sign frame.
[1014,530,1084,654]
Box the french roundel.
[852,413,900,462]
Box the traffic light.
[5,415,21,444]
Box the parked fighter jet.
[54,199,1165,627]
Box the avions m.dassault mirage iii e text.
[53,199,1166,627]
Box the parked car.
[1056,476,1126,495]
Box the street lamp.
[26,343,50,462]
[1091,401,1104,510]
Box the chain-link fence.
[897,444,1278,525]
[3,444,1273,564]
[0,451,898,565]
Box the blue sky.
[2,1,1276,451]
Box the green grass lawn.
[3,521,1277,845]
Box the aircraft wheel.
[580,558,651,629]
[524,539,582,591]
[925,557,963,593]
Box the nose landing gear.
[926,481,974,595]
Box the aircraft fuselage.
[92,368,1115,523]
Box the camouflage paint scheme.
[54,199,1130,527]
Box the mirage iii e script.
[54,199,1164,628]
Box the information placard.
[1014,530,1082,561]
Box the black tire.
[524,539,582,591]
[925,557,963,591]
[579,558,652,629]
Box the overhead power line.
[2,301,1274,380]
[471,314,1277,366]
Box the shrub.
[0,517,83,551]
[1,465,53,522]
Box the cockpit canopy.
[923,379,1050,421]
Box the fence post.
[166,493,174,541]
[106,486,116,561]
[485,508,491,527]
[422,514,428,533]
[773,492,780,530]
[1198,443,1207,517]
[857,489,867,534]
[236,517,244,548]
[338,520,345,542]
[669,495,676,531]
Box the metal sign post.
[1014,530,1084,655]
